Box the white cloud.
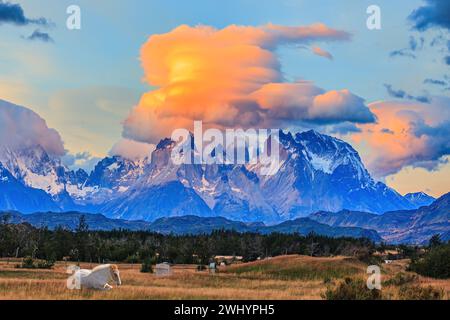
[110,138,155,161]
[0,99,65,156]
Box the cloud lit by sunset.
[0,0,448,199]
[352,98,450,177]
[122,23,377,143]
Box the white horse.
[71,264,122,290]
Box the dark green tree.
[428,234,442,248]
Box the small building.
[214,255,243,265]
[374,249,403,261]
[155,262,172,276]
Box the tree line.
[408,235,450,279]
[0,215,377,264]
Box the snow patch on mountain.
[307,152,334,174]
[0,146,67,196]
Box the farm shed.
[155,263,172,276]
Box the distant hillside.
[258,218,381,241]
[149,215,252,234]
[0,211,151,231]
[309,192,450,244]
[0,211,381,241]
[6,191,448,244]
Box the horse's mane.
[92,264,112,272]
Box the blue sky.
[2,0,445,142]
[0,0,449,196]
[9,0,438,99]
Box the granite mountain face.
[0,124,420,223]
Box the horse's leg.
[103,284,113,290]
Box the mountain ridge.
[94,129,417,222]
[309,192,450,244]
[0,210,381,242]
[404,192,435,207]
[2,192,447,243]
[0,162,59,213]
[0,98,433,223]
[0,129,424,223]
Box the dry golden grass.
[224,255,367,280]
[0,256,448,300]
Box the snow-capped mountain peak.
[0,145,68,196]
[0,129,422,223]
[94,130,417,222]
[294,130,369,179]
[404,192,436,207]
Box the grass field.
[0,255,448,300]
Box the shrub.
[16,257,54,269]
[384,272,418,286]
[36,259,55,269]
[428,234,442,248]
[355,249,381,265]
[20,257,35,269]
[323,276,332,285]
[197,265,207,271]
[398,285,443,300]
[409,244,450,279]
[140,258,153,273]
[322,277,382,300]
[398,244,420,261]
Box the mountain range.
[0,100,447,243]
[2,193,447,243]
[0,100,430,224]
[0,210,382,242]
[309,192,449,244]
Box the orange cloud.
[311,46,333,60]
[122,24,376,144]
[352,97,450,177]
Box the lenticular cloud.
[122,24,376,144]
